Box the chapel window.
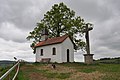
[40,49,43,56]
[52,47,56,55]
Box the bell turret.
[41,28,48,41]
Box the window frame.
[52,47,56,55]
[40,49,43,56]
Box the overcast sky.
[0,0,120,62]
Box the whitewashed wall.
[35,37,74,63]
[61,37,74,62]
[36,43,62,63]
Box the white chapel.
[34,30,74,63]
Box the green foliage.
[27,2,93,51]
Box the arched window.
[52,47,56,55]
[67,49,69,54]
[40,49,43,56]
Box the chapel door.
[67,49,69,62]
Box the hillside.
[95,57,120,64]
[17,62,120,80]
[0,60,15,68]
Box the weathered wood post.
[83,24,94,64]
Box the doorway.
[67,49,69,62]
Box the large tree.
[27,2,92,51]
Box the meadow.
[16,62,120,80]
[0,62,17,80]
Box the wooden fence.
[0,61,20,80]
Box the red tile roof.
[35,35,69,47]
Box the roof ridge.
[35,34,68,47]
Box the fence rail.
[0,61,20,80]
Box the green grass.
[58,63,120,79]
[17,63,72,80]
[0,66,11,77]
[56,73,71,79]
[79,68,96,73]
[17,62,120,80]
[17,70,29,80]
[30,68,70,79]
[0,65,17,80]
[43,72,71,79]
[60,62,120,72]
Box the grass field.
[16,62,120,80]
[0,66,9,77]
[0,64,17,80]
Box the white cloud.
[0,22,28,42]
[0,38,34,62]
